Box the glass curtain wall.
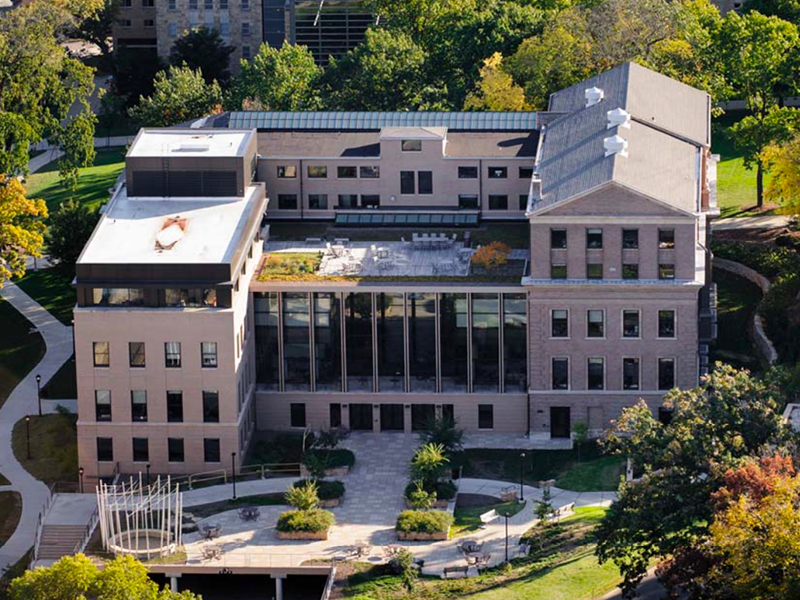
[314,293,341,391]
[440,293,468,392]
[254,292,279,390]
[282,293,311,391]
[376,293,405,392]
[471,294,500,392]
[503,293,528,392]
[407,293,436,392]
[346,292,374,391]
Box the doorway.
[349,404,373,430]
[550,406,571,438]
[411,404,435,431]
[380,404,405,431]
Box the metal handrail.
[31,484,57,566]
[73,506,100,555]
[321,564,337,600]
[149,462,301,492]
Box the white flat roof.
[78,185,264,265]
[380,126,447,141]
[127,129,254,158]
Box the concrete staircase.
[32,494,99,567]
[36,524,87,561]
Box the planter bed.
[404,498,449,510]
[396,509,454,543]
[318,497,341,508]
[277,529,331,541]
[397,529,449,541]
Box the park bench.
[442,565,469,579]
[479,509,499,528]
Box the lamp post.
[231,452,237,500]
[146,464,151,487]
[504,512,509,563]
[79,467,84,494]
[25,416,31,460]
[519,452,526,502]
[35,374,42,416]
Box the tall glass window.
[440,293,468,392]
[503,294,528,392]
[377,293,405,392]
[254,292,279,390]
[408,293,436,392]
[345,293,373,391]
[472,294,500,393]
[282,293,311,391]
[314,293,341,391]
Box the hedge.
[276,509,335,533]
[396,510,453,534]
[319,449,356,469]
[294,479,345,500]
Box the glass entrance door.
[380,404,404,431]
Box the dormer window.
[401,140,422,152]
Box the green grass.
[15,266,76,326]
[23,147,126,214]
[710,269,763,371]
[189,493,287,519]
[0,298,46,409]
[12,413,78,487]
[0,492,22,548]
[451,499,526,538]
[41,355,77,400]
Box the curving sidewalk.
[0,283,74,571]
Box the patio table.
[201,523,222,540]
[238,507,260,521]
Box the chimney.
[604,135,628,158]
[606,107,631,130]
[585,86,604,108]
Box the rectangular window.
[144,19,155,27]
[519,195,529,210]
[337,166,357,179]
[278,194,298,210]
[241,0,250,11]
[658,358,676,390]
[360,166,380,179]
[552,357,569,390]
[488,195,508,210]
[659,229,675,249]
[120,18,132,27]
[488,166,507,179]
[204,0,211,7]
[586,228,603,249]
[188,0,197,8]
[167,391,183,423]
[201,342,218,368]
[165,342,181,368]
[478,405,494,430]
[203,391,220,423]
[277,165,296,178]
[204,438,221,462]
[92,288,145,306]
[307,165,327,178]
[658,310,676,338]
[551,309,569,338]
[400,171,415,194]
[418,171,433,194]
[131,390,147,422]
[143,0,155,7]
[309,194,328,210]
[551,264,567,279]
[168,0,176,9]
[337,194,358,208]
[401,139,422,152]
[168,438,184,463]
[550,229,567,249]
[458,195,479,209]
[95,390,111,422]
[241,22,251,37]
[622,229,639,249]
[242,45,251,60]
[361,195,380,208]
[658,407,674,425]
[622,263,639,279]
[93,342,110,367]
[458,166,478,179]
[122,0,132,6]
[220,0,228,7]
[290,403,306,427]
[659,264,675,280]
[622,310,640,338]
[623,358,640,390]
[519,166,534,179]
[588,357,605,390]
[587,310,604,338]
[97,438,113,462]
[587,263,603,279]
[132,438,149,462]
[165,288,216,308]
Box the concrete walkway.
[712,214,791,230]
[0,283,74,571]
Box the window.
[338,166,357,179]
[488,166,507,179]
[550,229,567,249]
[220,0,228,7]
[658,407,674,425]
[131,391,147,422]
[309,194,328,210]
[204,438,221,462]
[165,342,181,367]
[418,171,433,194]
[478,405,494,430]
[551,264,567,279]
[551,309,569,338]
[168,438,184,462]
[622,229,639,249]
[519,195,529,210]
[93,342,110,367]
[552,358,569,390]
[401,139,421,152]
[129,342,145,368]
[168,0,176,9]
[338,194,358,208]
[622,310,640,338]
[586,228,603,249]
[241,0,250,10]
[659,229,675,249]
[519,166,534,179]
[167,391,183,423]
[488,195,508,210]
[201,342,218,368]
[290,403,306,427]
[361,195,380,208]
[587,357,605,390]
[458,166,478,179]
[586,263,603,279]
[168,23,177,36]
[458,195,479,209]
[92,288,145,306]
[241,45,251,60]
[143,0,155,6]
[97,438,113,462]
[277,165,296,178]
[400,171,415,194]
[203,391,220,423]
[622,263,639,279]
[165,288,216,308]
[307,165,327,178]
[587,310,604,338]
[658,310,676,338]
[122,0,132,6]
[120,18,132,27]
[278,194,298,210]
[144,18,155,27]
[132,438,149,462]
[95,390,111,421]
[188,0,197,8]
[360,166,380,179]
[241,22,251,37]
[659,264,675,280]
[658,358,675,390]
[623,358,640,390]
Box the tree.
[110,46,164,106]
[129,65,223,127]
[73,0,120,70]
[169,27,236,86]
[763,130,800,214]
[285,480,320,511]
[1,176,48,285]
[229,42,322,111]
[409,443,450,490]
[464,53,530,110]
[744,0,800,23]
[711,453,796,509]
[46,199,99,266]
[363,0,477,44]
[420,415,464,454]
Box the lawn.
[41,355,77,400]
[12,413,78,487]
[15,265,76,326]
[23,147,126,214]
[451,495,526,538]
[0,298,45,409]
[710,269,763,371]
[0,492,22,548]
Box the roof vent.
[585,86,604,108]
[604,135,628,158]
[177,142,210,152]
[606,107,631,130]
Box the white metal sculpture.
[96,475,183,560]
